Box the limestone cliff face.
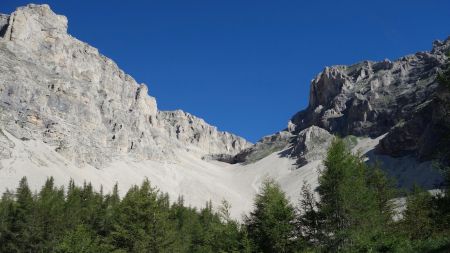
[0,4,250,168]
[158,110,250,155]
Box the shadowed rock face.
[0,14,8,37]
[0,4,250,168]
[211,131,294,164]
[376,83,450,161]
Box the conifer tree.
[57,224,103,253]
[317,138,387,251]
[245,178,296,253]
[366,163,397,223]
[109,180,175,252]
[297,182,323,247]
[403,185,433,241]
[34,177,65,251]
[0,190,18,252]
[14,177,36,252]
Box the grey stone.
[289,39,450,138]
[219,131,294,164]
[0,4,250,168]
[377,84,450,161]
[231,37,450,164]
[290,126,334,166]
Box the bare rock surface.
[289,40,449,138]
[289,126,334,166]
[231,37,450,164]
[0,4,250,168]
[216,131,294,164]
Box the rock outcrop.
[289,126,334,166]
[290,40,449,138]
[0,4,250,168]
[158,110,250,155]
[217,131,294,164]
[229,37,450,164]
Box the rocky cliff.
[0,4,250,168]
[231,37,450,165]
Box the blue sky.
[2,1,450,142]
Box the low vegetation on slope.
[1,137,449,252]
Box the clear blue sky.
[2,1,450,142]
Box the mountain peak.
[3,4,68,44]
[0,4,250,168]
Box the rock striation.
[0,4,250,168]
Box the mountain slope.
[0,4,447,218]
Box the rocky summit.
[288,39,450,160]
[0,4,251,169]
[230,36,450,165]
[0,4,448,217]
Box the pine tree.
[245,178,297,253]
[403,185,434,241]
[297,182,323,247]
[432,168,450,234]
[169,196,196,252]
[34,177,66,251]
[239,228,253,253]
[109,179,175,252]
[317,138,387,251]
[191,200,224,252]
[14,177,36,252]
[57,224,104,253]
[429,167,450,251]
[0,190,19,252]
[366,163,397,223]
[211,200,242,252]
[99,183,120,238]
